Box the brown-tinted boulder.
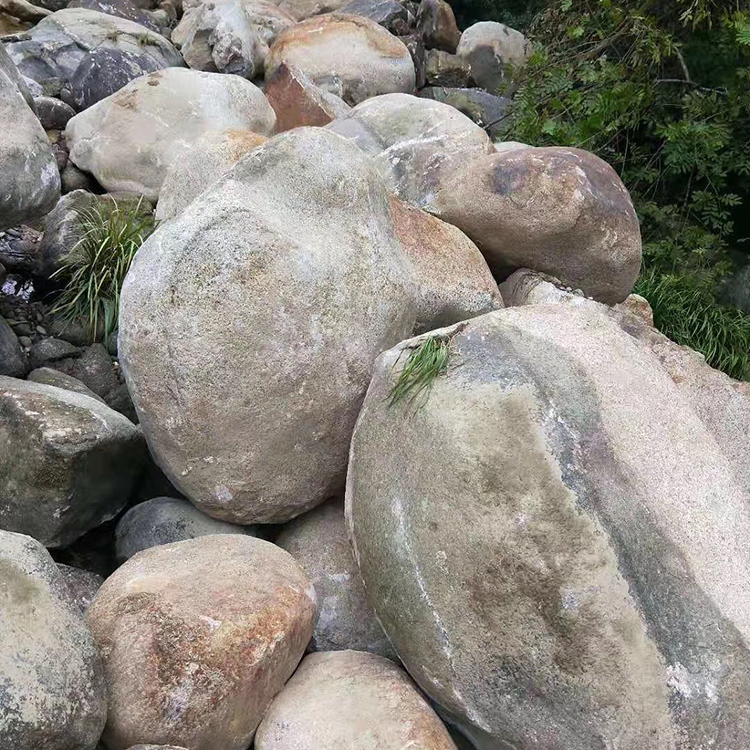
[433,146,642,304]
[264,61,350,133]
[87,535,317,750]
[265,14,415,106]
[390,196,502,331]
[416,0,460,52]
[255,651,457,749]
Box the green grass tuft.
[388,335,453,409]
[51,198,155,346]
[635,268,750,381]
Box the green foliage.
[451,0,547,31]
[51,199,154,346]
[388,335,453,408]
[635,268,750,380]
[502,0,750,379]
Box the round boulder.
[0,530,107,750]
[255,650,457,749]
[347,305,750,748]
[432,146,642,304]
[155,129,267,221]
[119,127,416,524]
[87,535,317,750]
[266,14,415,106]
[276,499,394,657]
[327,93,493,209]
[66,68,276,201]
[115,496,255,562]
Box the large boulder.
[255,651,457,749]
[346,305,750,748]
[327,93,493,210]
[420,85,511,137]
[87,535,317,750]
[390,196,502,331]
[118,128,416,525]
[155,129,267,221]
[115,496,254,561]
[456,20,531,93]
[0,41,34,107]
[67,0,161,31]
[0,376,145,547]
[0,52,60,230]
[416,0,460,52]
[432,146,642,304]
[266,14,415,106]
[0,316,26,376]
[66,68,276,200]
[0,530,107,749]
[3,8,182,94]
[276,499,394,657]
[172,0,294,78]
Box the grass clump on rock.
[52,198,154,345]
[388,334,454,409]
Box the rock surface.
[0,316,26,376]
[255,651,457,749]
[433,146,642,304]
[56,562,104,612]
[87,534,317,750]
[416,0,460,52]
[119,127,416,524]
[327,93,493,210]
[347,305,750,749]
[420,85,511,136]
[266,14,416,106]
[389,196,503,331]
[0,376,145,546]
[276,499,394,657]
[155,129,267,221]
[0,530,107,750]
[66,68,276,200]
[0,52,60,230]
[115,496,254,561]
[67,0,160,30]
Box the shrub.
[389,335,453,408]
[52,198,155,346]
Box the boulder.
[266,14,415,106]
[3,9,183,94]
[276,499,394,657]
[56,562,104,612]
[327,93,493,210]
[0,376,145,546]
[456,20,531,93]
[66,68,276,200]
[432,146,642,304]
[390,196,502,331]
[172,0,294,78]
[494,139,530,153]
[28,366,105,400]
[0,0,50,24]
[49,343,120,400]
[115,496,255,561]
[155,129,267,221]
[0,316,26,376]
[0,38,34,108]
[67,0,161,31]
[347,305,750,749]
[27,336,81,369]
[338,0,410,31]
[0,54,60,230]
[119,128,416,524]
[424,49,472,86]
[416,0,459,52]
[0,530,107,749]
[256,651,457,749]
[263,61,350,133]
[420,85,511,137]
[87,535,317,750]
[270,0,348,21]
[33,94,75,128]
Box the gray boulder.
[0,376,145,546]
[456,20,531,93]
[27,366,105,401]
[3,9,183,94]
[338,0,410,31]
[424,49,473,87]
[327,93,493,210]
[276,499,395,657]
[0,53,60,230]
[347,305,750,749]
[115,496,255,561]
[0,42,34,108]
[67,0,161,31]
[0,530,107,749]
[0,317,26,376]
[255,651,457,749]
[432,146,642,304]
[56,562,104,612]
[420,85,511,137]
[66,68,276,200]
[33,94,75,128]
[119,128,416,524]
[27,336,80,369]
[266,13,416,106]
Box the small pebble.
[36,325,47,334]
